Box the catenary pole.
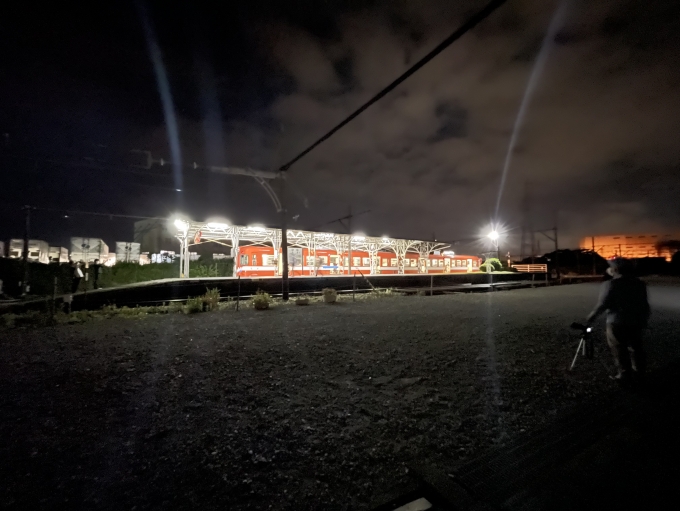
[279,173,289,300]
[22,205,31,296]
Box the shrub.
[202,288,221,311]
[1,314,18,329]
[480,257,502,272]
[322,288,338,303]
[191,264,220,278]
[169,301,184,314]
[252,290,271,310]
[184,297,204,314]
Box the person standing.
[91,258,103,289]
[71,261,83,294]
[586,258,650,386]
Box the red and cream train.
[235,246,482,277]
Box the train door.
[329,255,340,274]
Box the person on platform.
[586,257,650,386]
[91,259,103,289]
[70,260,84,294]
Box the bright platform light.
[488,230,499,241]
[206,222,229,229]
[174,219,189,232]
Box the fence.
[512,264,548,273]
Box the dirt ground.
[2,283,679,510]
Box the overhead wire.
[21,204,166,220]
[278,0,508,172]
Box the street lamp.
[487,228,500,262]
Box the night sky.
[2,0,679,253]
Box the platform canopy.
[172,219,450,278]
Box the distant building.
[133,219,230,259]
[580,234,679,261]
[133,219,177,254]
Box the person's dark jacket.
[92,264,103,279]
[587,275,650,327]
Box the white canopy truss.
[173,220,450,278]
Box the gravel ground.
[2,283,679,510]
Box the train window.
[445,259,451,266]
[320,256,328,265]
[391,258,397,266]
[411,259,417,267]
[473,260,477,267]
[353,257,361,266]
[240,254,248,266]
[426,259,430,267]
[262,255,275,266]
[252,254,257,265]
[363,257,370,266]
[306,256,315,266]
[382,258,388,266]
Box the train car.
[235,246,481,277]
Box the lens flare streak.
[494,1,569,219]
[138,2,184,195]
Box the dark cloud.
[430,101,468,141]
[2,0,680,251]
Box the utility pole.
[536,226,560,279]
[519,181,535,262]
[319,206,368,276]
[347,205,352,276]
[592,236,596,275]
[279,172,289,301]
[22,205,31,296]
[553,226,560,279]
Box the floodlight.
[174,219,189,232]
[206,222,229,229]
